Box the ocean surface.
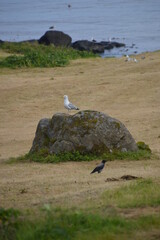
[0,0,160,57]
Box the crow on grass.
[90,160,106,174]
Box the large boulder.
[30,111,138,155]
[38,30,72,46]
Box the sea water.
[0,0,160,57]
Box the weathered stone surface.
[30,111,138,155]
[38,30,72,46]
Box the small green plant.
[102,149,151,161]
[10,150,97,163]
[8,147,151,164]
[137,141,151,152]
[0,208,20,225]
[0,208,20,240]
[0,42,97,68]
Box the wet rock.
[38,30,72,46]
[72,40,125,53]
[100,41,125,49]
[72,40,105,53]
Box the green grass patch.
[0,42,97,68]
[8,140,152,163]
[1,178,160,239]
[136,141,151,152]
[102,179,160,208]
[8,148,151,164]
[0,208,20,240]
[0,207,160,240]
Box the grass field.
[1,179,160,240]
[0,45,160,239]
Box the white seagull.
[64,95,79,112]
[133,58,138,63]
[126,55,131,61]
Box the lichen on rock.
[30,110,138,155]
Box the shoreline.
[0,37,160,58]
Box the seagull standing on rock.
[90,160,106,174]
[64,95,79,113]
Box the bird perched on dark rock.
[90,160,106,174]
[49,26,54,30]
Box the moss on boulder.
[30,110,138,155]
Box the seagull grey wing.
[68,102,79,110]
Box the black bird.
[90,160,106,174]
[49,26,54,30]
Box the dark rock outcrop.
[38,30,72,46]
[72,40,105,53]
[100,41,125,49]
[30,110,138,155]
[72,40,125,53]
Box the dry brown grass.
[0,159,160,210]
[0,50,160,210]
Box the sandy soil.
[0,159,160,210]
[0,51,160,210]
